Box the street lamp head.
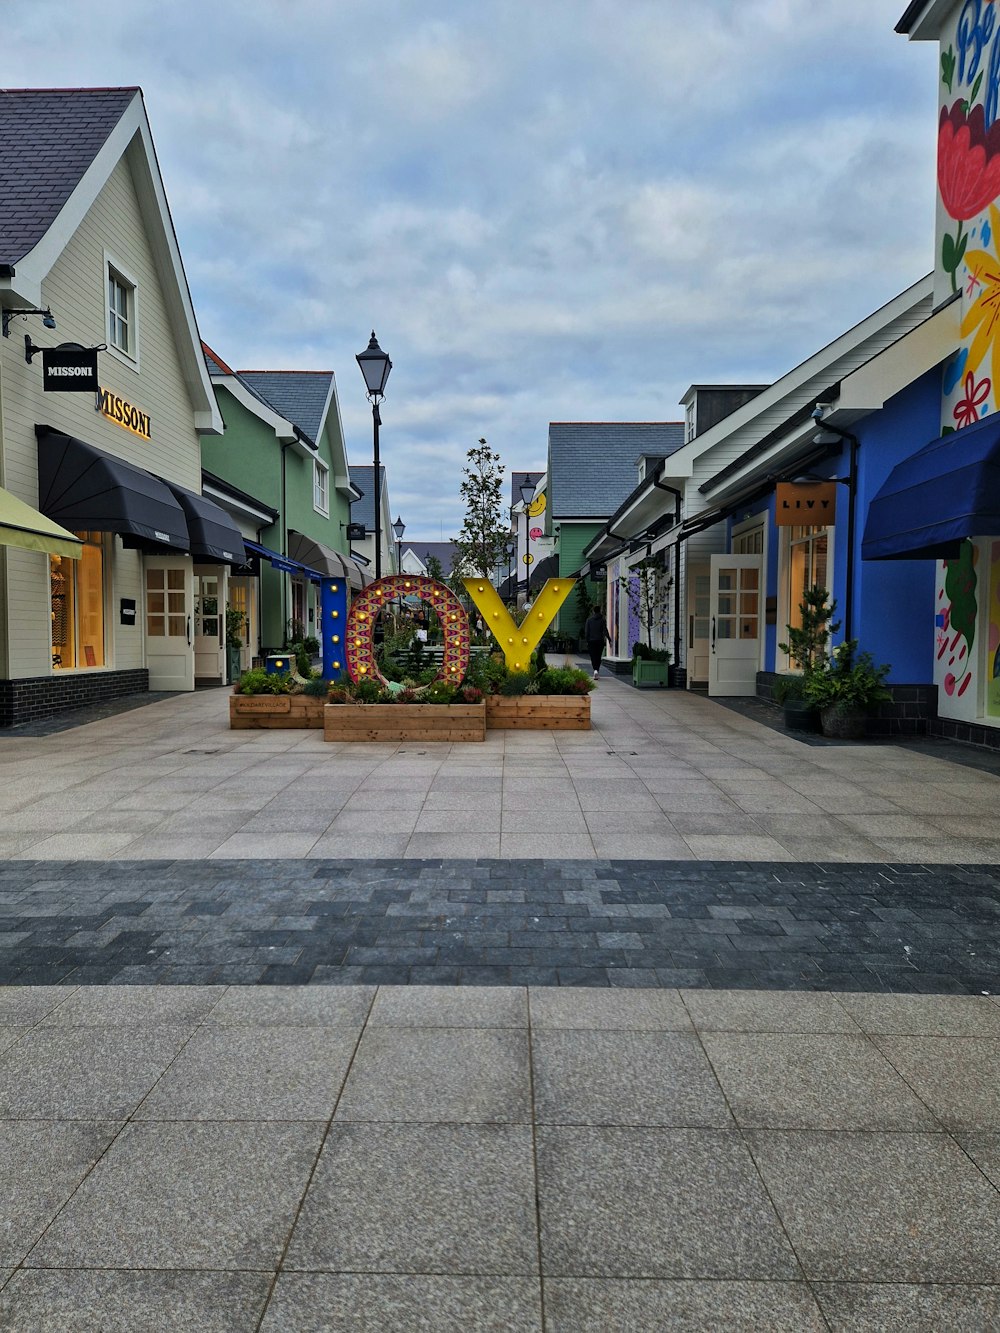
[519,474,536,507]
[356,331,392,398]
[392,515,406,542]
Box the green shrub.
[236,668,292,695]
[536,666,595,695]
[632,642,670,662]
[802,641,891,711]
[423,679,458,704]
[302,677,328,697]
[327,684,352,704]
[464,652,508,695]
[772,676,805,705]
[302,635,320,656]
[353,677,384,704]
[499,671,536,697]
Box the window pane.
[168,615,186,637]
[168,592,185,613]
[147,615,165,637]
[167,570,185,590]
[740,568,759,590]
[716,618,734,639]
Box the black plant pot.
[783,699,822,733]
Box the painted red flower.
[953,370,991,427]
[938,101,1000,221]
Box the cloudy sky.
[3,1,937,538]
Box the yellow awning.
[0,486,82,559]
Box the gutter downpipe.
[811,415,859,642]
[653,468,684,672]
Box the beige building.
[0,88,236,726]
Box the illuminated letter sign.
[463,577,576,671]
[344,575,470,685]
[96,387,152,441]
[319,577,350,681]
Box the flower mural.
[960,203,1000,388]
[953,369,991,426]
[938,101,1000,221]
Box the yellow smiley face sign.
[527,490,546,518]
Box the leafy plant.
[621,557,671,654]
[459,684,483,703]
[536,666,595,695]
[423,679,458,704]
[302,677,328,697]
[236,668,292,695]
[225,607,246,649]
[499,671,536,697]
[353,677,384,704]
[802,641,891,711]
[632,642,670,662]
[778,586,839,672]
[454,437,509,577]
[302,635,319,656]
[772,676,805,705]
[327,684,352,704]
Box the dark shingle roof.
[0,87,138,265]
[238,370,333,444]
[202,343,233,377]
[404,541,458,576]
[547,422,685,519]
[350,465,385,530]
[511,470,542,509]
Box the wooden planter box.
[324,701,486,743]
[485,695,591,730]
[229,693,326,729]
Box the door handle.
[711,616,716,652]
[186,615,192,646]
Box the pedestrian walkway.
[3,682,1000,1329]
[1,675,998,862]
[1,984,1000,1330]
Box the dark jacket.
[584,612,610,644]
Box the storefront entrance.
[193,568,226,683]
[144,557,194,691]
[708,554,763,696]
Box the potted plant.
[225,607,245,685]
[631,641,671,688]
[621,559,672,686]
[777,586,839,732]
[802,640,891,740]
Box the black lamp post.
[519,475,536,605]
[356,332,392,580]
[392,514,405,575]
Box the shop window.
[313,460,329,516]
[50,533,106,670]
[106,255,138,363]
[787,525,829,634]
[146,567,187,638]
[690,574,710,647]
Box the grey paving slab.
[839,993,1000,1036]
[136,1025,359,1120]
[747,1130,1000,1281]
[681,989,861,1033]
[530,987,692,1030]
[0,1269,272,1332]
[260,1273,542,1332]
[0,1121,120,1266]
[873,1035,1000,1131]
[702,1032,938,1130]
[285,1122,538,1274]
[205,985,374,1026]
[0,1025,192,1119]
[336,1027,531,1123]
[811,1281,1000,1332]
[368,985,527,1027]
[536,1126,798,1278]
[544,1279,827,1332]
[30,1120,323,1270]
[0,988,75,1024]
[40,984,222,1026]
[532,1030,733,1127]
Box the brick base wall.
[927,716,1000,751]
[0,669,150,728]
[755,673,938,738]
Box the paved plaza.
[0,679,999,1328]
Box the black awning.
[36,426,188,551]
[863,415,1000,560]
[165,482,246,566]
[288,529,366,588]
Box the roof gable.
[547,422,684,518]
[238,370,334,444]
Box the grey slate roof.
[350,465,385,530]
[511,470,542,509]
[202,344,231,378]
[547,422,685,519]
[238,370,333,444]
[0,87,138,266]
[404,541,458,576]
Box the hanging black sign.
[42,347,99,392]
[346,522,367,541]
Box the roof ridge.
[201,340,234,375]
[237,369,333,376]
[0,85,141,94]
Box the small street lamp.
[519,474,536,605]
[356,332,392,580]
[392,514,405,575]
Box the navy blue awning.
[244,539,322,581]
[862,415,1000,561]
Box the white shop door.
[193,568,225,682]
[708,554,763,696]
[144,557,194,692]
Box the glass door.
[193,569,225,682]
[144,556,194,692]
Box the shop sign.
[775,481,836,526]
[42,347,98,392]
[96,386,151,441]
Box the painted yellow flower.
[962,202,1000,389]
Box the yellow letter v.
[462,577,577,672]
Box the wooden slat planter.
[324,701,486,743]
[230,694,327,729]
[485,695,591,730]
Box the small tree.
[779,585,840,672]
[424,554,445,582]
[454,438,509,578]
[621,558,672,652]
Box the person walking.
[584,608,610,679]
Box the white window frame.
[685,401,696,443]
[313,459,329,516]
[104,250,140,370]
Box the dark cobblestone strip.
[0,859,997,992]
